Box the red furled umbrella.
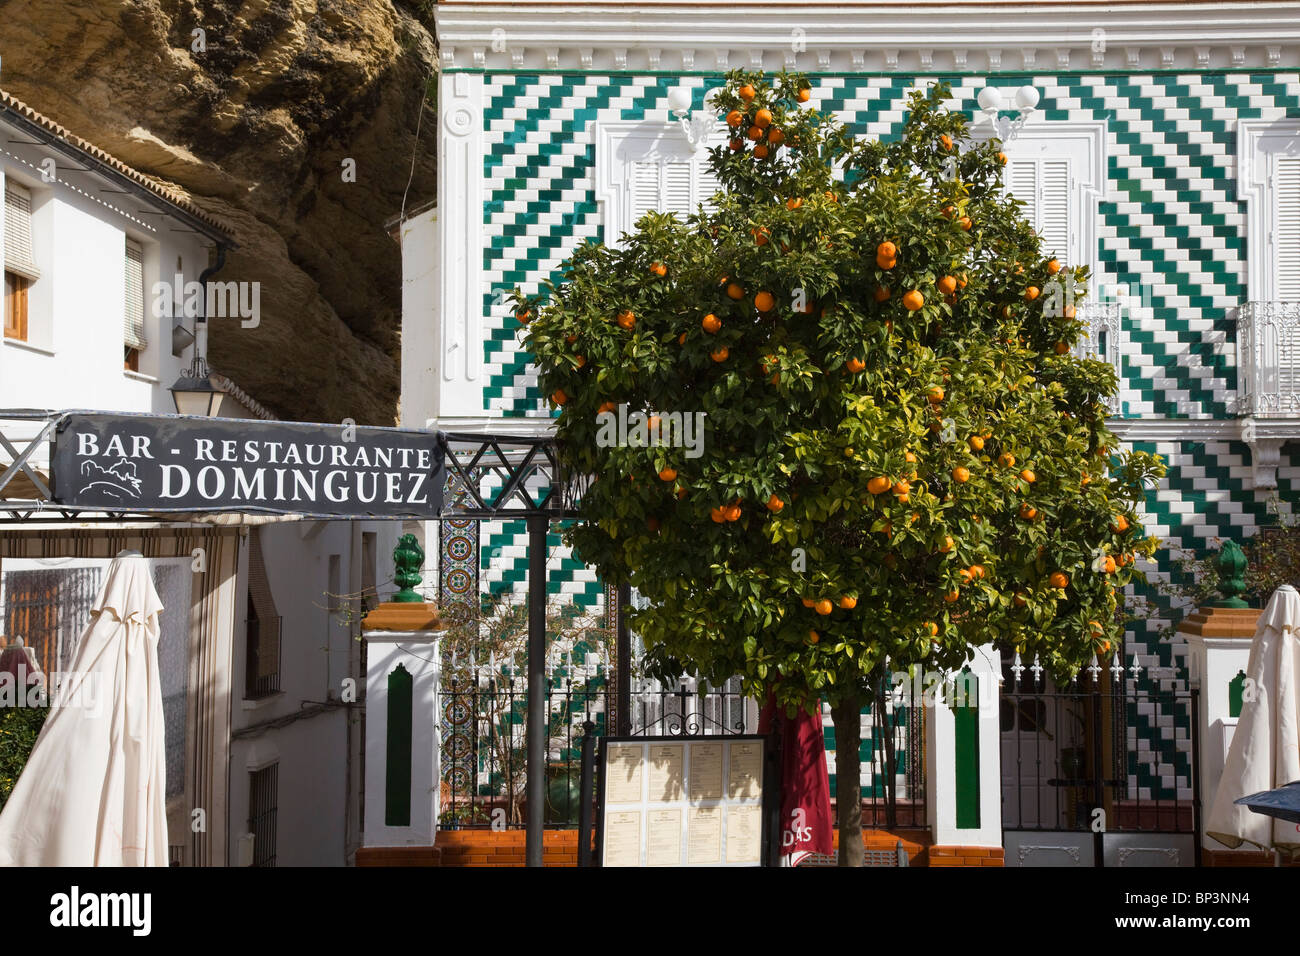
[759,695,834,866]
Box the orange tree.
[513,73,1163,861]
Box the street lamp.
[975,84,1040,142]
[169,366,226,417]
[668,85,723,151]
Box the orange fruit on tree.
[846,358,866,373]
[551,389,568,406]
[768,128,785,145]
[1054,341,1069,354]
[726,282,745,300]
[565,334,578,344]
[1020,469,1036,483]
[1049,572,1069,589]
[658,467,677,482]
[940,536,955,553]
[1046,258,1061,274]
[726,109,744,128]
[1103,556,1117,574]
[747,125,763,141]
[874,285,891,302]
[678,332,687,345]
[702,313,721,333]
[958,216,972,231]
[1024,286,1040,301]
[999,452,1016,468]
[1063,304,1077,319]
[808,629,820,644]
[969,435,984,451]
[924,622,939,637]
[938,275,957,295]
[877,241,897,260]
[970,564,986,580]
[1013,592,1027,607]
[838,595,857,610]
[766,494,784,512]
[729,138,744,151]
[958,274,969,289]
[676,487,688,500]
[755,108,773,128]
[867,476,891,495]
[877,254,897,270]
[926,385,944,403]
[1019,503,1038,521]
[892,479,911,497]
[801,597,815,608]
[903,290,924,311]
[738,84,756,102]
[516,309,532,325]
[710,346,729,363]
[597,400,617,414]
[575,355,587,368]
[959,568,973,584]
[723,504,742,522]
[939,133,953,150]
[945,590,959,603]
[952,466,971,483]
[797,87,811,103]
[651,262,667,277]
[753,144,770,159]
[617,309,636,329]
[710,507,726,523]
[787,197,802,210]
[997,151,1008,165]
[1111,515,1129,533]
[814,599,833,616]
[752,227,769,246]
[754,290,776,312]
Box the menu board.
[598,736,767,867]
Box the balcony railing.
[1074,301,1122,414]
[1236,301,1300,416]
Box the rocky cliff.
[0,0,439,424]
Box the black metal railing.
[1000,652,1199,835]
[438,671,751,829]
[858,674,928,829]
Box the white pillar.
[926,645,1003,849]
[362,630,442,848]
[1184,624,1255,850]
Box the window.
[247,763,278,867]
[595,120,722,245]
[1005,157,1071,262]
[4,180,39,342]
[124,237,146,371]
[244,529,281,699]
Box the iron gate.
[999,651,1201,867]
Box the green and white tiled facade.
[425,6,1300,807]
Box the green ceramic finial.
[1214,540,1250,608]
[392,533,425,603]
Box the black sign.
[51,413,445,518]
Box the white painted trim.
[437,72,486,416]
[1107,418,1245,442]
[1,337,55,358]
[436,3,1300,73]
[430,415,557,437]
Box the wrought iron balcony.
[1236,301,1300,417]
[1073,301,1122,414]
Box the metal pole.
[1190,687,1203,868]
[616,583,632,736]
[526,514,548,867]
[577,719,597,867]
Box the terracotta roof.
[0,88,234,242]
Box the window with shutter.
[596,120,724,245]
[4,181,39,281]
[124,238,147,365]
[1004,157,1070,261]
[1272,156,1300,301]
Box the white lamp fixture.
[668,85,723,151]
[976,84,1040,142]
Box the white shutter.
[627,158,716,223]
[1005,158,1071,261]
[629,161,661,224]
[4,181,39,280]
[124,237,147,351]
[698,164,721,216]
[1037,159,1072,262]
[1274,156,1300,301]
[662,162,693,215]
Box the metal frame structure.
[0,409,585,867]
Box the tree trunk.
[831,695,864,866]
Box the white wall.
[226,518,397,866]
[398,205,439,428]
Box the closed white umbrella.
[0,551,167,865]
[1205,584,1300,854]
